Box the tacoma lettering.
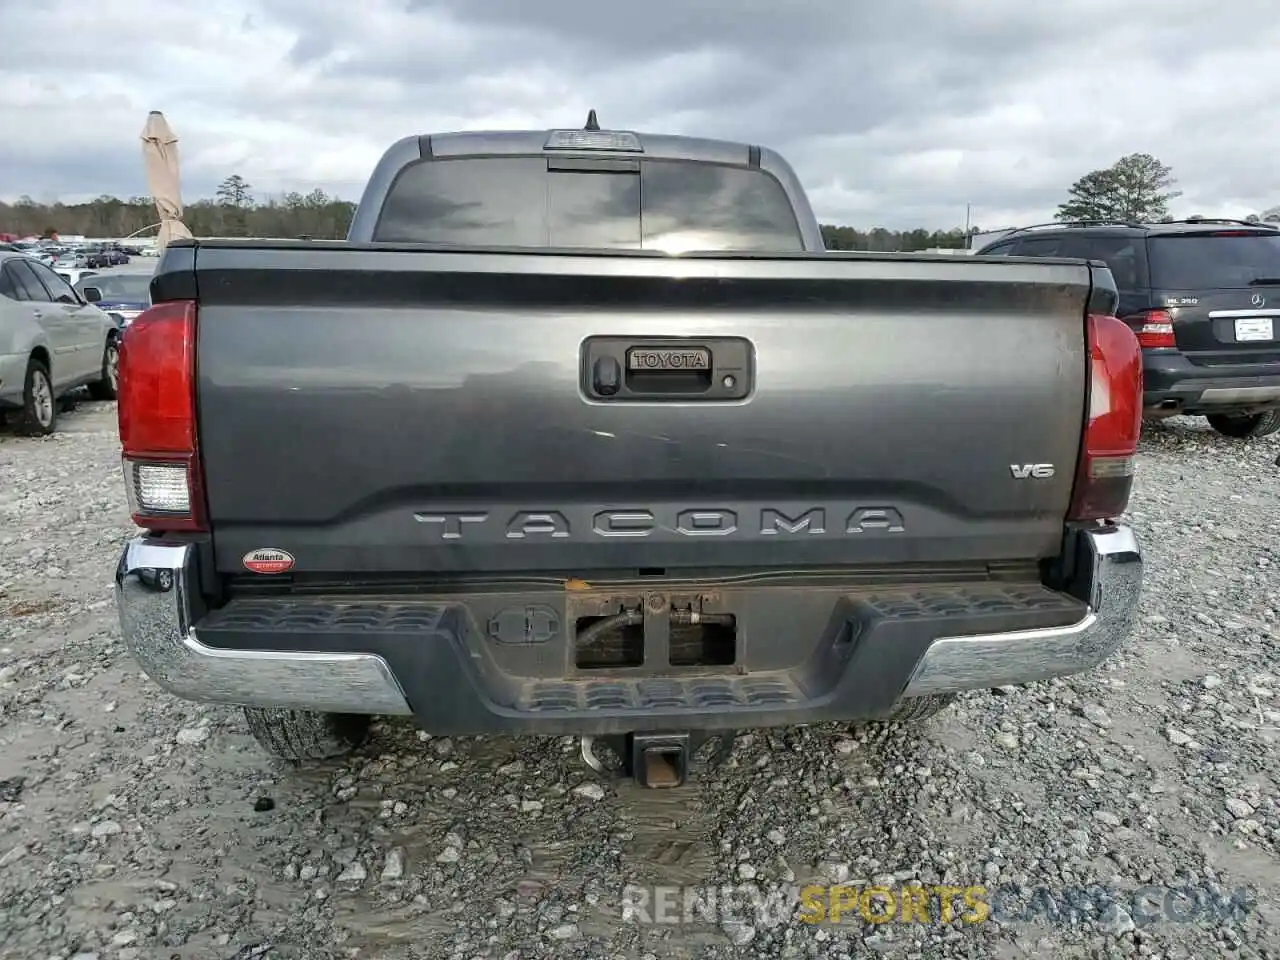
[846,507,905,534]
[759,507,826,535]
[505,511,571,539]
[413,511,489,539]
[676,509,738,536]
[414,506,907,540]
[593,510,656,537]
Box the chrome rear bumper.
[902,524,1141,696]
[115,524,1141,720]
[114,540,412,715]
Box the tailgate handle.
[626,346,714,394]
[582,337,753,402]
[592,356,622,396]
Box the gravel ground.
[1,399,1278,959]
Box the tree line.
[1,174,978,250]
[0,175,357,241]
[4,162,1276,249]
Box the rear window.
[1055,235,1148,291]
[983,233,1150,291]
[1147,232,1280,289]
[374,156,804,252]
[77,274,151,300]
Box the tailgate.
[1147,230,1280,364]
[191,246,1094,575]
[1158,288,1280,366]
[1156,287,1280,365]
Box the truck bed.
[176,240,1100,579]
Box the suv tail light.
[117,299,206,532]
[1068,314,1143,522]
[1126,308,1175,348]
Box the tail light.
[117,299,206,532]
[1068,314,1143,522]
[1126,308,1175,348]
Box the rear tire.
[17,359,57,436]
[87,337,119,401]
[242,707,371,761]
[1206,410,1280,438]
[856,694,956,729]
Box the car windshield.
[1147,232,1280,288]
[78,274,150,300]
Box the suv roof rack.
[1002,219,1143,238]
[1157,217,1280,229]
[1000,217,1280,240]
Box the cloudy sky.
[1,0,1277,230]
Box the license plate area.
[583,336,753,401]
[571,592,738,672]
[1235,317,1274,342]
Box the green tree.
[216,174,255,235]
[1261,206,1280,223]
[216,174,254,208]
[1055,153,1181,223]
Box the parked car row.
[9,239,138,273]
[975,218,1280,438]
[0,251,130,434]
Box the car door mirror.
[81,286,102,302]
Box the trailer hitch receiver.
[580,731,734,788]
[632,733,689,788]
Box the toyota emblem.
[1252,293,1267,307]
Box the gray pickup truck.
[114,118,1144,788]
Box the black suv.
[977,219,1280,439]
